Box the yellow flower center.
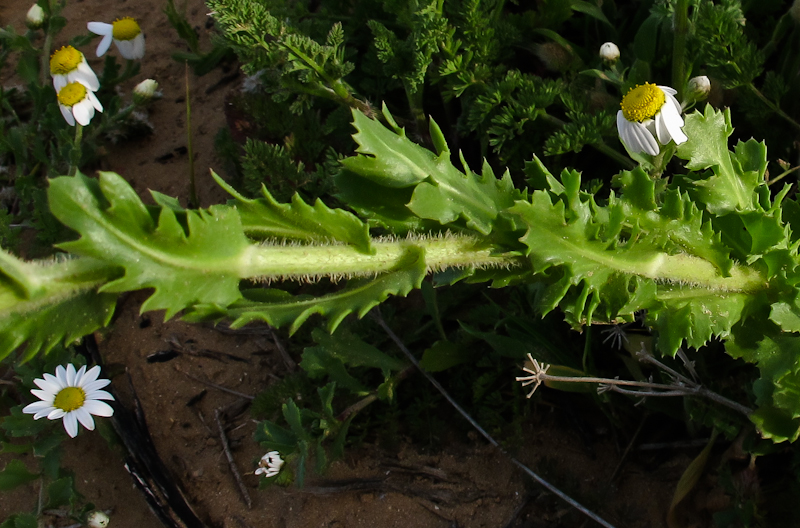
[50,46,83,75]
[53,386,86,412]
[57,82,88,107]
[112,17,141,40]
[620,83,666,122]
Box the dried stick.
[215,408,252,509]
[370,309,618,528]
[516,354,753,416]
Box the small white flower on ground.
[255,450,284,477]
[88,17,145,60]
[86,510,110,528]
[26,4,45,29]
[616,83,687,156]
[56,81,103,126]
[49,45,100,92]
[23,364,114,438]
[599,42,619,62]
[133,79,161,105]
[686,75,711,102]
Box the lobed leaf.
[676,106,762,214]
[48,172,250,319]
[213,171,372,253]
[340,106,523,235]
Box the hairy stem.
[239,234,522,281]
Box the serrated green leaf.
[341,108,522,235]
[184,246,427,334]
[645,286,749,354]
[46,477,75,509]
[255,420,297,453]
[676,106,759,213]
[300,347,368,394]
[0,251,118,361]
[48,172,249,319]
[0,459,38,491]
[213,172,372,253]
[419,340,468,372]
[309,328,405,371]
[283,400,311,442]
[340,109,433,188]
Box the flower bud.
[132,79,161,106]
[599,42,619,62]
[686,75,711,102]
[26,4,45,30]
[87,510,110,528]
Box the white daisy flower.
[23,364,114,438]
[616,83,687,156]
[87,17,145,60]
[49,45,100,93]
[255,450,284,477]
[56,81,103,126]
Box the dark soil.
[0,1,722,526]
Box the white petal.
[73,100,94,126]
[34,377,60,394]
[658,85,677,96]
[60,104,76,126]
[74,365,88,384]
[618,111,658,156]
[53,75,67,93]
[87,22,113,35]
[96,34,113,57]
[132,34,146,59]
[87,91,104,113]
[62,413,79,438]
[48,408,66,420]
[23,401,53,415]
[65,364,77,386]
[82,399,114,417]
[115,39,135,60]
[82,379,110,393]
[654,112,670,144]
[30,389,54,401]
[658,98,688,145]
[43,372,65,390]
[85,389,114,401]
[75,61,100,91]
[33,408,56,420]
[55,365,67,383]
[75,408,96,431]
[80,365,101,387]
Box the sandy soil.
[0,1,717,527]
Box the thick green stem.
[239,235,522,281]
[642,252,763,293]
[672,0,689,100]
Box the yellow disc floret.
[53,387,86,412]
[112,17,141,40]
[620,83,666,122]
[57,82,88,107]
[50,46,83,75]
